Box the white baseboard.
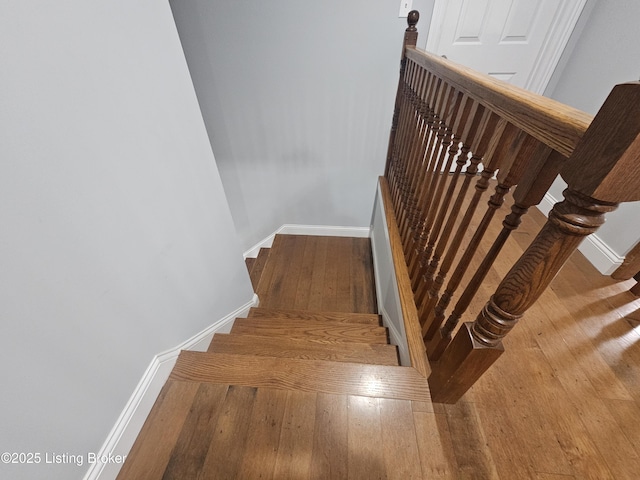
[537,192,555,217]
[576,231,624,275]
[84,294,259,480]
[244,224,371,258]
[537,193,623,275]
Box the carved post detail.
[429,81,640,404]
[472,189,617,346]
[427,145,563,359]
[430,189,617,403]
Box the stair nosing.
[170,351,430,402]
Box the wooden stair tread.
[248,306,381,325]
[117,380,205,479]
[170,351,430,401]
[120,380,429,479]
[231,317,389,344]
[256,234,378,314]
[208,333,399,365]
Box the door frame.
[425,0,588,94]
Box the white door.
[425,0,587,93]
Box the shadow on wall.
[169,0,434,251]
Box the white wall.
[169,0,434,252]
[544,0,640,264]
[0,2,253,479]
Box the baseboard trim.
[577,231,624,275]
[244,224,371,258]
[537,192,555,217]
[84,294,259,480]
[537,193,623,275]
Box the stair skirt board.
[370,184,413,368]
[538,192,624,275]
[378,304,411,367]
[84,294,259,480]
[243,224,371,259]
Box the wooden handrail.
[383,11,640,404]
[405,47,592,157]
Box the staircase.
[117,234,434,479]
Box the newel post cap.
[561,81,640,203]
[407,10,419,31]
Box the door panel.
[453,0,490,44]
[426,0,586,93]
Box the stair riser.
[208,334,399,366]
[230,323,389,345]
[248,307,381,326]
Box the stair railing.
[383,11,640,403]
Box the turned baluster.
[389,42,425,228]
[386,64,412,203]
[391,62,423,224]
[396,70,439,239]
[408,90,463,280]
[397,68,435,242]
[429,81,640,403]
[390,14,429,243]
[390,61,420,219]
[422,130,543,342]
[402,80,452,258]
[385,10,419,178]
[404,72,444,229]
[410,94,481,289]
[418,121,521,337]
[413,109,498,308]
[427,145,563,359]
[409,89,468,278]
[400,69,440,221]
[416,102,488,299]
[405,84,457,267]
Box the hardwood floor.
[440,206,640,479]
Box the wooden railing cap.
[404,48,592,157]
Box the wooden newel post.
[402,10,420,54]
[385,10,420,178]
[429,82,640,403]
